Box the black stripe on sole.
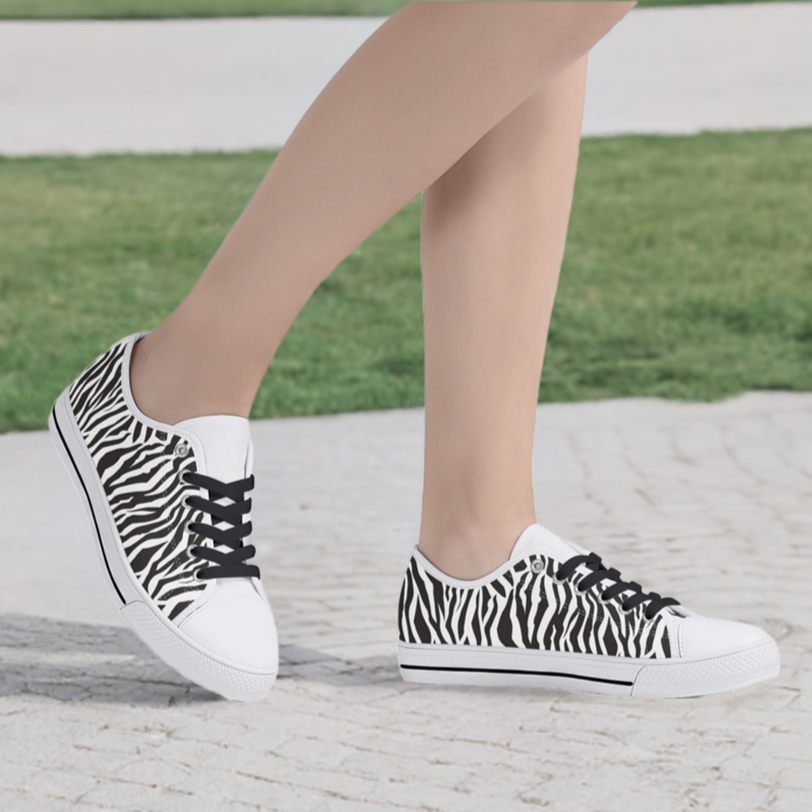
[51,404,126,605]
[400,663,634,687]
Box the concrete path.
[1,2,811,156]
[1,392,810,809]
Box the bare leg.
[130,1,635,425]
[418,55,588,579]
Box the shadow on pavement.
[0,614,399,707]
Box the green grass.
[1,128,811,433]
[0,0,801,20]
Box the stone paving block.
[366,778,499,811]
[681,781,773,812]
[16,769,99,804]
[114,759,195,788]
[307,798,413,812]
[744,730,812,763]
[721,755,812,790]
[1,791,106,812]
[0,761,39,793]
[769,786,812,811]
[78,780,215,812]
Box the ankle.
[417,513,537,580]
[129,336,179,425]
[130,333,252,425]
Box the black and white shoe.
[49,332,277,701]
[397,524,779,698]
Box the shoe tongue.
[509,523,585,564]
[174,415,257,594]
[173,415,251,481]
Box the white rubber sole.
[49,387,277,702]
[398,638,780,698]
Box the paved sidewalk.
[1,392,810,810]
[1,2,811,156]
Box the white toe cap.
[680,615,773,659]
[178,584,278,673]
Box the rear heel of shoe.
[49,388,128,609]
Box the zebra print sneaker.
[397,523,780,697]
[49,332,277,701]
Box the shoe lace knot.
[554,552,680,621]
[182,471,259,580]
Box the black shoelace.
[555,552,680,621]
[182,471,260,580]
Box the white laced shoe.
[397,523,779,698]
[50,332,277,701]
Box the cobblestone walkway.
[1,393,810,810]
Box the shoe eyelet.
[185,522,195,535]
[620,603,636,615]
[183,496,195,509]
[598,592,613,604]
[531,559,544,574]
[174,441,190,458]
[552,573,567,584]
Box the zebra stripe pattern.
[398,553,672,659]
[69,338,206,621]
